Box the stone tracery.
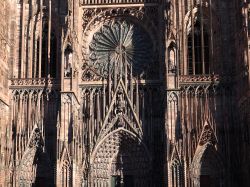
[0,0,248,187]
[81,6,159,81]
[79,6,163,184]
[89,20,153,77]
[18,126,44,186]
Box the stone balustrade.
[81,0,160,5]
[10,78,59,88]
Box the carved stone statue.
[64,45,73,77]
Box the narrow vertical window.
[168,44,177,73]
[171,161,184,187]
[50,32,57,78]
[187,19,210,75]
[39,25,57,78]
[41,24,48,77]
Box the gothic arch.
[190,143,224,187]
[169,146,184,187]
[184,7,210,36]
[90,127,152,186]
[183,3,221,75]
[184,2,220,35]
[16,124,53,187]
[83,16,157,53]
[91,127,151,164]
[60,150,72,187]
[18,147,37,187]
[82,8,157,42]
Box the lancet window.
[50,32,57,77]
[187,14,210,75]
[61,161,72,187]
[171,160,184,187]
[40,24,57,78]
[41,25,48,77]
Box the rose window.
[89,20,153,77]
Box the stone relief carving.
[81,63,103,81]
[28,128,43,148]
[199,124,217,146]
[82,7,158,32]
[64,45,73,77]
[18,126,44,186]
[90,128,151,184]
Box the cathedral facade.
[0,0,249,186]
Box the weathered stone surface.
[0,0,249,187]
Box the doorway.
[111,175,134,187]
[200,175,211,187]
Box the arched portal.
[17,127,52,187]
[90,128,151,187]
[191,143,224,187]
[18,150,51,187]
[18,147,37,187]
